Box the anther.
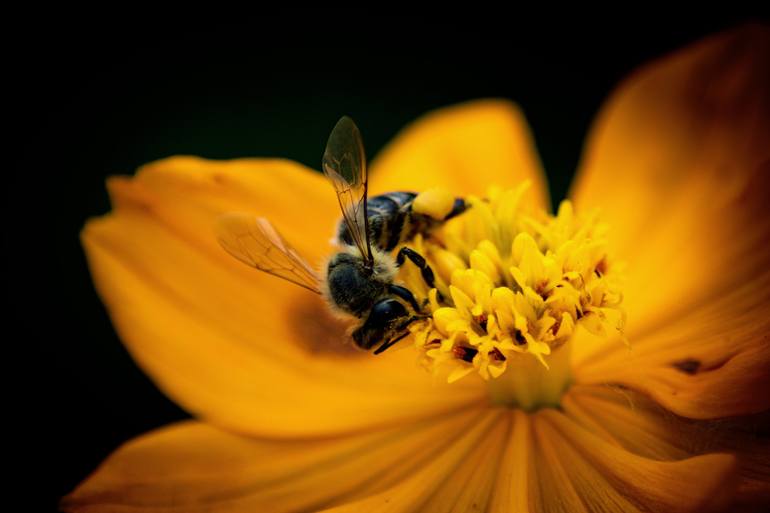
[453,346,478,363]
[489,347,506,361]
[475,313,489,332]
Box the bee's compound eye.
[369,299,408,324]
[353,300,409,351]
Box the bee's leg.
[444,198,468,220]
[396,247,437,289]
[388,284,422,312]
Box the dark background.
[8,11,765,512]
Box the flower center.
[400,183,626,411]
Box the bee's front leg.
[396,247,444,303]
[396,247,437,288]
[388,284,422,312]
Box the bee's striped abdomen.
[371,192,416,251]
[336,191,466,252]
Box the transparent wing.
[216,213,322,294]
[322,116,373,266]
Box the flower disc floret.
[401,183,626,388]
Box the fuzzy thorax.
[321,245,399,318]
[400,183,626,410]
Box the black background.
[8,11,766,512]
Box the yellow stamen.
[403,183,626,410]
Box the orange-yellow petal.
[562,385,691,460]
[571,25,770,332]
[318,410,506,513]
[575,273,770,418]
[563,385,770,510]
[82,157,484,437]
[418,414,509,513]
[62,408,487,513]
[487,411,535,513]
[369,99,550,211]
[730,434,770,510]
[125,156,339,262]
[570,25,770,418]
[534,410,737,513]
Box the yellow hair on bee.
[341,245,399,283]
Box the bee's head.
[325,251,386,317]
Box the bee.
[216,116,466,354]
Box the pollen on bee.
[412,187,456,220]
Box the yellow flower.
[65,26,769,512]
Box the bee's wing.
[322,116,374,266]
[216,213,322,294]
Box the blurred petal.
[83,157,484,437]
[572,25,770,329]
[564,385,770,509]
[535,409,737,513]
[570,25,770,417]
[318,410,505,513]
[488,411,535,513]
[62,408,487,513]
[562,385,691,460]
[420,413,509,513]
[126,156,339,262]
[575,273,770,418]
[370,99,550,211]
[731,434,770,511]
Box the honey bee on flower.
[216,116,468,354]
[68,25,769,513]
[216,114,626,387]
